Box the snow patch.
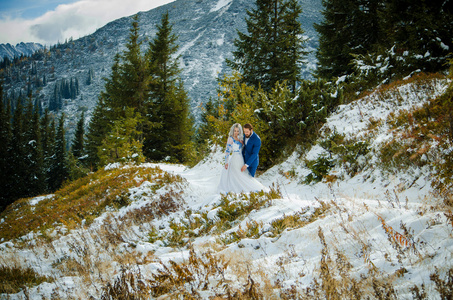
[210,0,233,12]
[29,194,54,206]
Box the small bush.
[100,267,151,300]
[430,267,453,300]
[149,247,265,299]
[148,186,282,248]
[304,155,335,183]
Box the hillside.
[1,74,452,299]
[0,0,322,131]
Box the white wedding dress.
[217,137,268,194]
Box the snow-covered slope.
[1,75,452,299]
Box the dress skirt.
[217,152,267,194]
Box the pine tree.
[121,14,148,116]
[86,68,94,85]
[0,82,13,211]
[97,108,145,166]
[72,112,85,159]
[85,16,149,169]
[85,97,111,169]
[315,0,383,79]
[315,0,355,79]
[144,12,193,162]
[85,53,123,170]
[227,0,307,92]
[282,0,309,93]
[23,99,45,196]
[9,100,28,200]
[49,114,68,191]
[42,113,56,192]
[379,0,453,73]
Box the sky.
[0,0,177,45]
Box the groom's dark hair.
[244,123,253,130]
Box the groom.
[241,123,261,177]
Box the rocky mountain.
[0,42,44,61]
[1,0,322,130]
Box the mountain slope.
[1,74,452,299]
[1,0,322,129]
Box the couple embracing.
[217,123,267,193]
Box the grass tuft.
[0,264,53,294]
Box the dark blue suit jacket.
[243,132,261,177]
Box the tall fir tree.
[40,109,54,192]
[85,98,110,169]
[85,54,123,169]
[0,81,13,210]
[315,0,356,79]
[23,98,45,196]
[227,0,307,92]
[315,0,383,79]
[282,0,309,93]
[72,111,85,159]
[86,16,150,168]
[144,12,193,162]
[120,14,149,117]
[9,100,28,201]
[49,114,68,191]
[379,0,453,73]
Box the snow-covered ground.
[1,77,452,299]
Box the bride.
[217,123,267,193]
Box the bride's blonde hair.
[229,123,244,141]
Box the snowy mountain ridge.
[0,42,44,61]
[1,75,452,299]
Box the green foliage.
[98,108,145,167]
[305,129,371,183]
[319,130,370,176]
[227,0,308,93]
[0,165,178,242]
[304,155,334,184]
[315,0,452,81]
[86,13,194,168]
[314,0,381,79]
[220,220,262,245]
[68,111,90,181]
[67,151,90,182]
[199,74,343,170]
[215,186,281,233]
[0,265,54,294]
[48,113,69,191]
[71,111,85,159]
[268,202,330,238]
[85,97,111,169]
[0,94,71,211]
[379,0,452,74]
[0,83,12,210]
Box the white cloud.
[0,0,176,45]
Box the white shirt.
[244,136,250,167]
